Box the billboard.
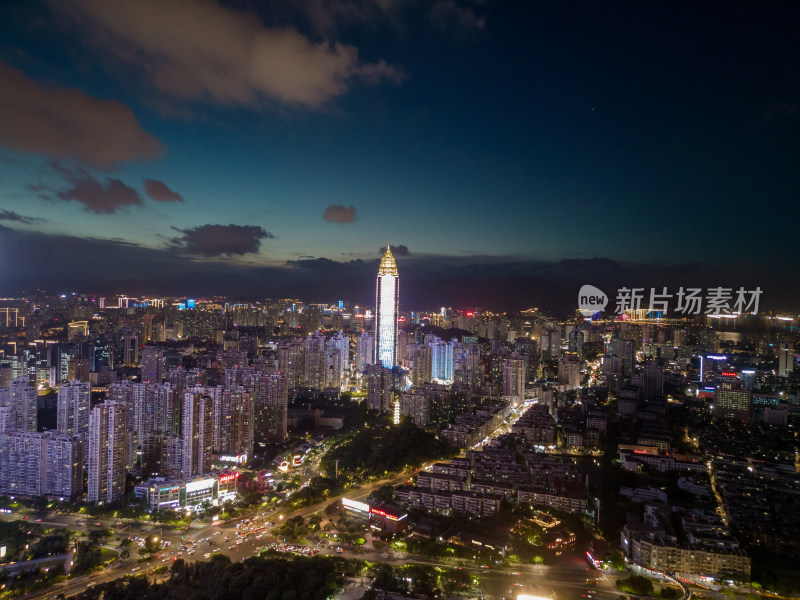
[185,478,215,493]
[342,498,370,513]
[219,453,247,464]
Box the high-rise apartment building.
[0,377,37,432]
[327,331,350,379]
[212,386,253,458]
[367,364,397,413]
[88,402,128,504]
[0,431,47,496]
[0,430,84,498]
[278,339,304,390]
[410,344,432,387]
[141,346,164,383]
[45,433,84,499]
[181,390,213,479]
[503,356,526,403]
[557,353,581,389]
[356,332,374,372]
[57,380,91,437]
[260,373,288,444]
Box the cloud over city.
[45,164,144,214]
[0,210,45,225]
[323,205,357,223]
[51,0,404,110]
[0,61,164,167]
[169,224,274,257]
[144,179,183,203]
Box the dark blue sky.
[0,1,798,310]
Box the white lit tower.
[375,246,400,423]
[375,246,399,368]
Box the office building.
[66,356,89,382]
[714,382,752,422]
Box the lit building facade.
[375,246,399,368]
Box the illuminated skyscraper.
[375,246,399,368]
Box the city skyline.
[0,1,799,310]
[2,3,800,597]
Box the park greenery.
[0,521,75,561]
[321,418,455,481]
[0,564,66,599]
[286,475,342,509]
[68,553,480,600]
[75,554,361,600]
[616,574,655,597]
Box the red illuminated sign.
[219,473,240,483]
[370,508,400,521]
[721,372,737,377]
[465,311,474,317]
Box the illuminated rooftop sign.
[342,498,370,513]
[219,453,247,464]
[185,478,215,493]
[370,507,408,521]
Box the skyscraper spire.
[378,245,398,276]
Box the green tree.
[118,537,133,560]
[617,575,654,597]
[608,550,626,571]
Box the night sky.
[1,1,798,312]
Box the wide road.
[17,470,412,600]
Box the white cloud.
[52,0,404,110]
